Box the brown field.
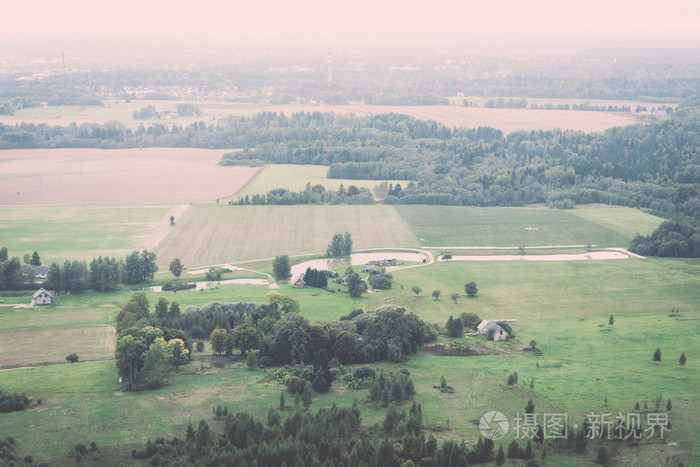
[0,99,654,134]
[0,148,260,205]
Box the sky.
[2,0,699,53]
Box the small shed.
[33,287,53,305]
[293,277,306,288]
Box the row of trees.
[231,184,374,206]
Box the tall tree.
[272,255,291,280]
[465,281,478,297]
[30,251,41,266]
[0,246,7,262]
[169,258,183,278]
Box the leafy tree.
[169,301,181,317]
[169,258,183,278]
[653,348,662,362]
[30,251,41,266]
[115,335,147,386]
[345,268,366,298]
[205,266,222,281]
[232,322,260,356]
[450,292,460,303]
[279,391,285,410]
[342,232,353,255]
[446,315,464,337]
[246,351,258,370]
[680,352,686,366]
[155,297,169,319]
[266,291,300,316]
[210,328,229,355]
[23,253,31,264]
[609,314,615,325]
[333,330,358,364]
[465,281,478,297]
[460,312,481,330]
[432,289,441,301]
[529,339,537,349]
[302,382,313,408]
[66,353,79,362]
[140,338,171,389]
[411,285,422,296]
[272,255,291,280]
[272,313,311,364]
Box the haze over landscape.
[2,0,699,53]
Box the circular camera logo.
[479,411,509,440]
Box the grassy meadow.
[394,204,662,247]
[235,164,411,199]
[2,199,698,464]
[0,204,172,264]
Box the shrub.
[66,353,79,363]
[196,341,205,352]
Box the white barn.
[33,288,52,305]
[477,320,509,341]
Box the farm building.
[33,287,52,305]
[293,277,306,288]
[477,320,509,341]
[362,264,380,273]
[22,264,50,279]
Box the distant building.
[362,264,379,273]
[33,287,52,305]
[477,320,508,341]
[293,277,306,288]
[22,264,50,279]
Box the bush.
[161,281,196,291]
[66,353,79,363]
[196,341,205,352]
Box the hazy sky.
[2,0,699,53]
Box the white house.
[477,320,509,341]
[33,287,52,305]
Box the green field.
[236,164,410,198]
[1,202,698,464]
[155,204,419,267]
[395,205,662,247]
[1,256,698,464]
[0,205,172,264]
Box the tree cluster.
[326,232,353,257]
[128,398,502,466]
[302,267,328,288]
[629,220,700,257]
[115,293,193,390]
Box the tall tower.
[327,48,333,84]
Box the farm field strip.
[0,99,654,134]
[154,204,419,266]
[395,205,662,248]
[235,164,410,199]
[0,148,259,205]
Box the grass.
[155,204,419,266]
[0,205,171,264]
[236,164,410,198]
[394,205,662,247]
[0,202,697,464]
[568,204,665,239]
